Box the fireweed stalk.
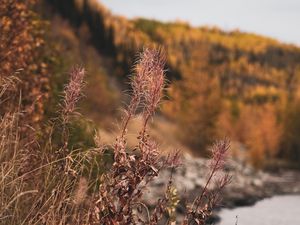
[91,48,179,224]
[183,140,231,225]
[61,66,85,152]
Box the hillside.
[46,0,300,92]
[45,0,300,166]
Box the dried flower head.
[209,139,230,171]
[62,66,85,121]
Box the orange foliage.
[165,73,222,154]
[235,104,282,167]
[0,0,49,125]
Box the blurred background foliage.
[3,0,300,169]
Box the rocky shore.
[144,153,300,211]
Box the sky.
[100,0,300,46]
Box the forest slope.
[46,0,300,166]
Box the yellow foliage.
[237,105,282,167]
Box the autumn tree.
[165,72,222,155]
[281,99,300,163]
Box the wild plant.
[0,48,230,225]
[89,48,231,225]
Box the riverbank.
[144,153,300,211]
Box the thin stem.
[190,151,222,214]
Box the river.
[218,195,300,225]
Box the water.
[218,195,300,225]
